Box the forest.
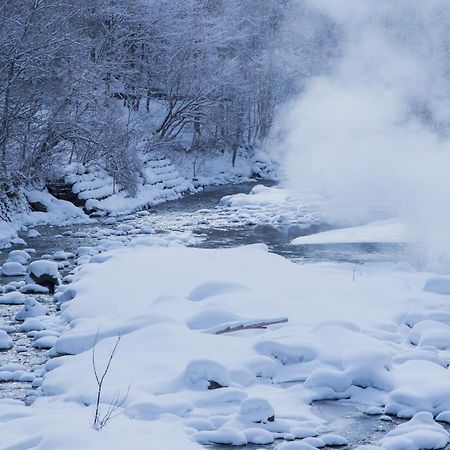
[0,0,337,198]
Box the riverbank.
[0,150,277,250]
[1,184,450,449]
[2,240,450,449]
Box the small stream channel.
[0,182,418,448]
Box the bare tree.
[91,333,129,430]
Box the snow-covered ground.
[1,236,450,449]
[1,184,449,449]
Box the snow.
[19,318,47,332]
[221,184,290,208]
[219,184,322,228]
[182,359,230,390]
[19,283,50,294]
[22,189,92,226]
[0,330,13,350]
[0,400,200,450]
[194,427,247,445]
[71,155,194,216]
[321,434,348,446]
[0,291,25,305]
[15,297,48,321]
[1,261,26,276]
[1,240,450,447]
[171,148,276,186]
[7,249,32,265]
[238,398,275,423]
[380,412,449,450]
[28,260,60,280]
[423,278,450,295]
[292,219,409,245]
[0,221,18,249]
[27,228,41,238]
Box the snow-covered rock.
[0,291,25,305]
[380,412,449,450]
[182,360,230,390]
[1,261,26,276]
[194,427,247,446]
[27,260,60,291]
[19,283,50,294]
[19,318,46,332]
[0,330,13,350]
[27,229,41,238]
[15,297,48,321]
[53,250,76,261]
[6,249,31,265]
[33,335,58,349]
[239,398,275,423]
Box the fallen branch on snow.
[214,317,288,335]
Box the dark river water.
[0,183,420,449]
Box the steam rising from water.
[279,0,450,262]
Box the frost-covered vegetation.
[0,0,336,203]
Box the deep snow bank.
[292,219,410,245]
[2,242,450,448]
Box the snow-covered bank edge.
[292,219,410,245]
[0,152,277,249]
[3,238,450,448]
[0,190,94,250]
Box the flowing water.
[0,182,418,448]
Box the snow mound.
[423,278,450,295]
[188,281,249,301]
[6,249,31,265]
[19,283,49,294]
[0,330,13,350]
[0,291,25,305]
[23,189,91,226]
[243,427,275,444]
[381,412,449,450]
[194,427,247,446]
[221,184,290,208]
[239,398,275,423]
[386,360,450,417]
[27,229,41,238]
[15,297,48,321]
[1,261,26,276]
[182,360,230,390]
[293,219,409,245]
